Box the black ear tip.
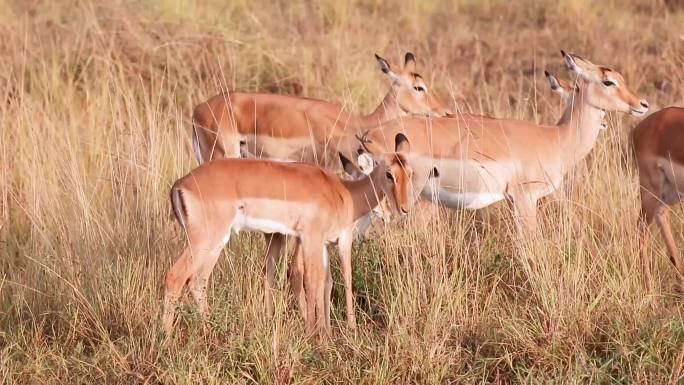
[560,49,567,57]
[374,53,381,60]
[405,52,416,62]
[544,70,550,77]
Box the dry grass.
[2,0,684,383]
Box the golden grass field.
[2,0,684,383]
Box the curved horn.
[355,130,371,144]
[355,131,372,152]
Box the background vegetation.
[1,0,684,383]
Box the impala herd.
[161,50,684,338]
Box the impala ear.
[357,153,375,175]
[561,50,599,82]
[394,133,411,154]
[375,53,392,75]
[545,70,562,92]
[404,52,416,73]
[375,53,402,82]
[561,50,579,72]
[339,153,361,178]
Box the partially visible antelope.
[355,51,648,231]
[191,52,450,169]
[632,107,684,291]
[545,70,607,130]
[543,70,607,202]
[163,134,413,336]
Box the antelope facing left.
[191,52,450,170]
[162,134,413,336]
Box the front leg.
[338,229,357,329]
[508,189,539,235]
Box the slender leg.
[638,192,660,290]
[164,202,233,336]
[324,248,333,329]
[338,229,357,329]
[301,239,317,334]
[188,243,223,318]
[511,191,538,235]
[263,233,286,318]
[655,209,684,291]
[301,237,326,336]
[288,238,307,321]
[164,239,220,335]
[163,247,194,335]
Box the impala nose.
[631,100,649,117]
[400,206,409,216]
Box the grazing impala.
[355,51,648,231]
[163,134,413,336]
[632,107,684,291]
[191,52,450,169]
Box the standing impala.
[191,52,450,168]
[632,107,684,292]
[163,134,413,336]
[355,51,648,231]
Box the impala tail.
[170,186,187,229]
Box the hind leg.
[288,238,308,322]
[187,239,227,321]
[164,238,223,335]
[638,191,660,290]
[323,247,333,329]
[655,208,684,292]
[164,207,234,335]
[300,236,327,336]
[263,233,286,318]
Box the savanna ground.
[2,0,684,383]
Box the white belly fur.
[422,180,505,210]
[231,212,297,236]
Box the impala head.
[561,50,648,117]
[545,70,607,129]
[375,52,452,118]
[357,133,413,216]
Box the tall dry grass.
[1,0,684,383]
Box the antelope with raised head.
[355,51,648,231]
[545,70,607,130]
[162,134,413,336]
[632,107,684,291]
[191,52,450,169]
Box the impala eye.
[602,80,616,87]
[385,171,394,182]
[414,86,426,92]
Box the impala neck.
[342,166,387,222]
[332,88,405,169]
[356,88,405,127]
[557,85,605,167]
